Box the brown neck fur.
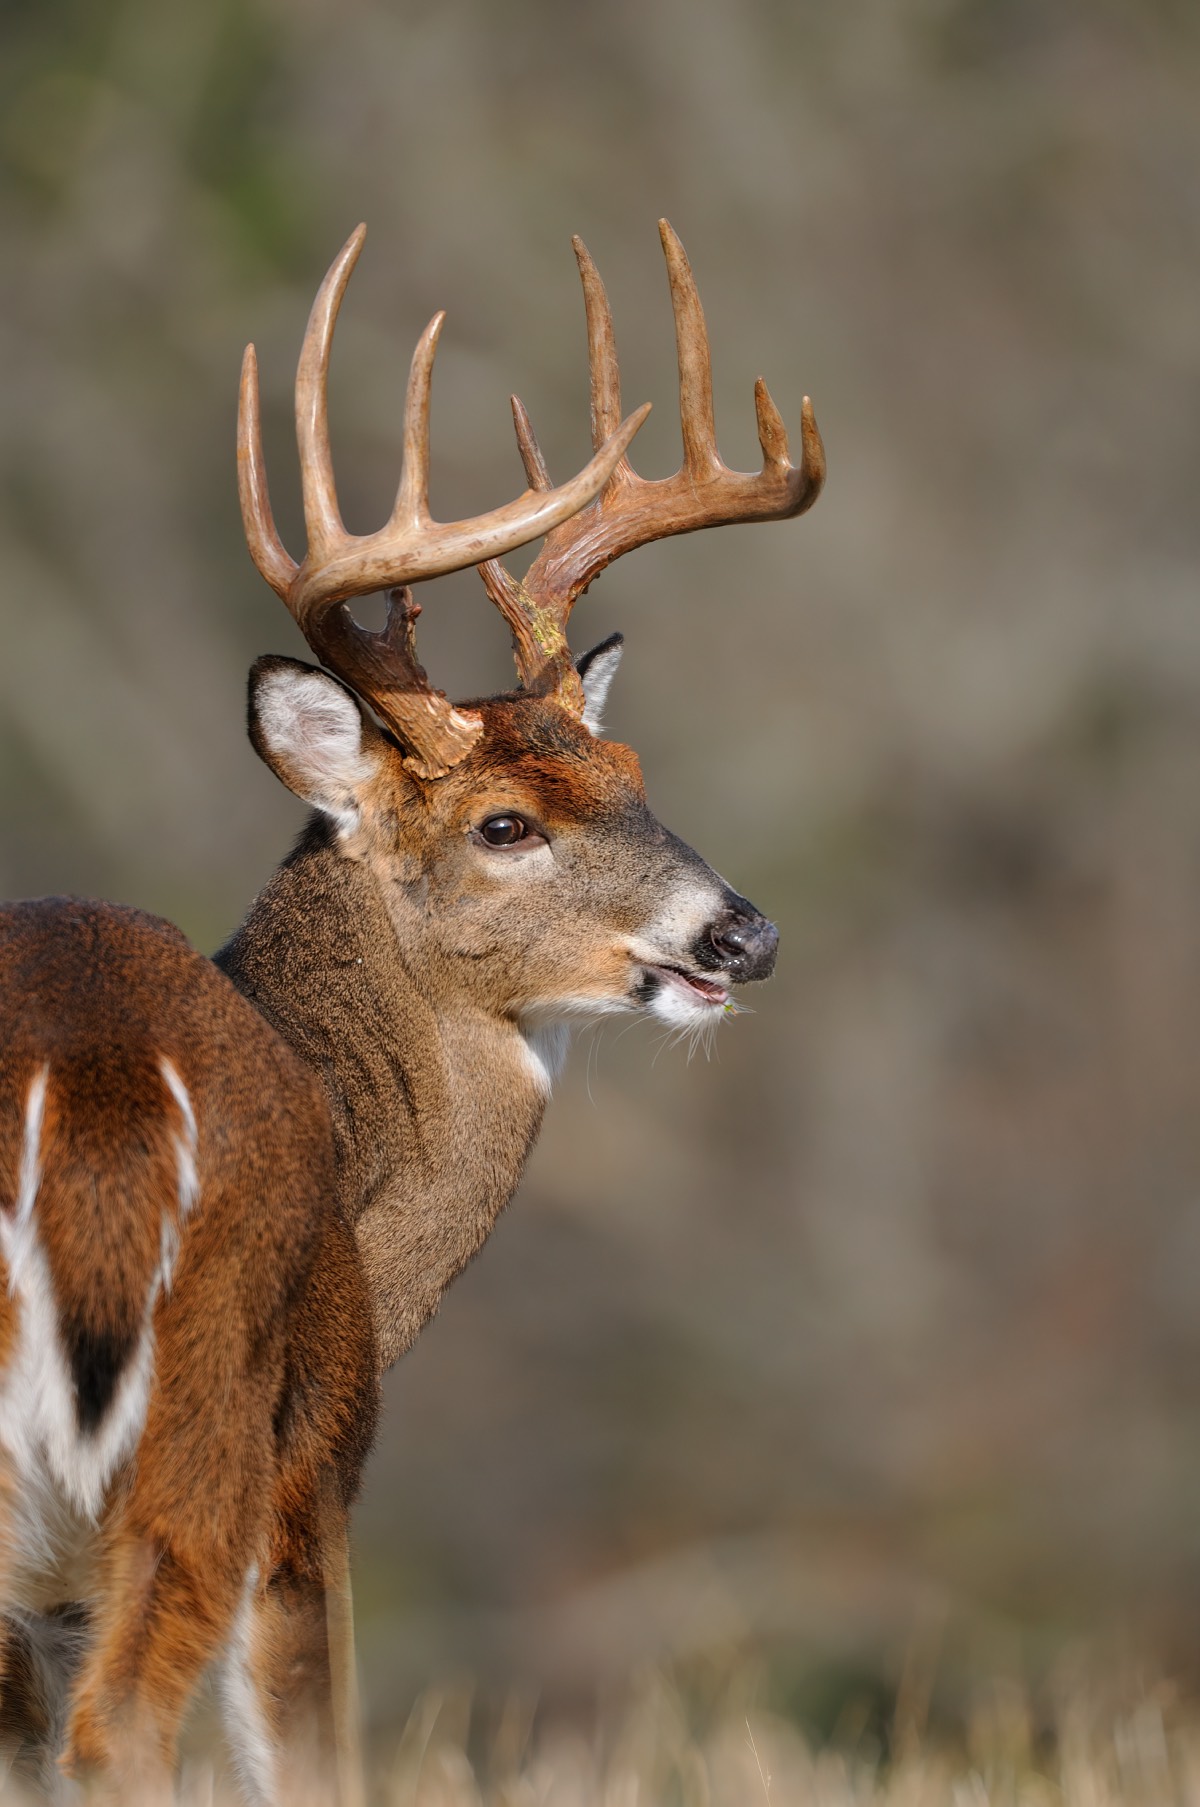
[216,817,547,1371]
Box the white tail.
[0,223,822,1801]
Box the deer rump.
[0,897,376,1784]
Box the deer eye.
[477,814,531,848]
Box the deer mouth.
[644,964,731,1010]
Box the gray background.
[3,0,1200,1737]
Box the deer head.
[237,223,824,1069]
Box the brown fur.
[0,900,377,1794]
[0,671,767,1797]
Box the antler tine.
[475,390,555,658]
[509,394,552,492]
[753,374,789,468]
[658,219,720,478]
[238,343,298,600]
[295,224,365,563]
[799,393,826,490]
[390,311,443,529]
[572,236,627,457]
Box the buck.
[0,221,823,1803]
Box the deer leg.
[60,1388,277,1802]
[61,1524,256,1804]
[219,1512,364,1807]
[217,1205,375,1807]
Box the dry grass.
[5,1665,1199,1804]
[363,1677,1200,1807]
[165,1674,1200,1807]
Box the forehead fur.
[431,694,647,807]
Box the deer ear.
[575,633,624,736]
[248,656,382,829]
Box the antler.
[479,219,826,711]
[238,225,650,777]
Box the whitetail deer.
[0,220,823,1802]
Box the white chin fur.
[647,978,727,1031]
[517,974,726,1091]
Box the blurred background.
[3,0,1200,1759]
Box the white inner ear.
[579,642,624,736]
[256,668,376,830]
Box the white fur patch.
[0,1424,100,1613]
[255,668,374,834]
[519,1022,572,1093]
[623,874,737,1042]
[0,1063,180,1544]
[0,1242,158,1529]
[518,997,634,1093]
[645,972,726,1034]
[0,1071,105,1600]
[1,1064,47,1298]
[220,1564,279,1807]
[578,639,624,735]
[158,1058,199,1295]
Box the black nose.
[708,908,779,982]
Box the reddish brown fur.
[0,900,377,1792]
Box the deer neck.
[215,820,548,1371]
